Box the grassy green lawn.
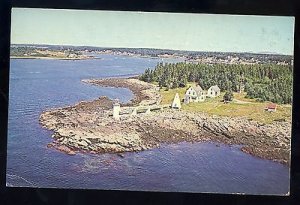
[158,85,291,124]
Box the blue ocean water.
[6,54,289,195]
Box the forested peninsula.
[140,62,293,104]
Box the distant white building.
[184,85,206,104]
[171,93,181,109]
[207,85,221,98]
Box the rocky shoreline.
[39,78,291,165]
[82,77,162,106]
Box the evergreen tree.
[223,90,234,102]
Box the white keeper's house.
[184,85,206,104]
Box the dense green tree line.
[140,62,293,104]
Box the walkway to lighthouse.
[123,104,171,115]
[112,104,171,119]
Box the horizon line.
[10,43,294,56]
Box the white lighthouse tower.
[113,99,121,120]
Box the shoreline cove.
[39,77,291,166]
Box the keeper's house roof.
[187,85,203,96]
[192,85,203,92]
[209,85,220,92]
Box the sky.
[11,8,295,55]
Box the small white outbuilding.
[207,85,221,98]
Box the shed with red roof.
[265,103,277,112]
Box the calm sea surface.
[7,54,289,195]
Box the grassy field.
[158,85,292,124]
